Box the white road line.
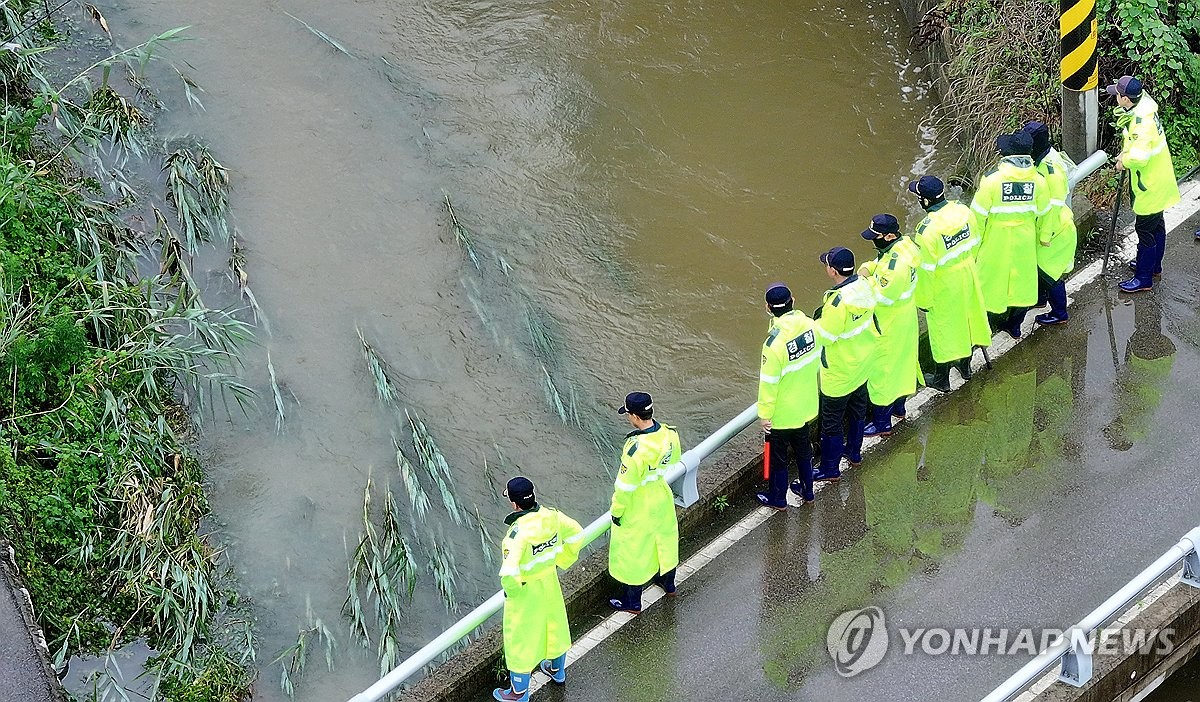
[527,180,1200,695]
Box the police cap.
[504,476,536,508]
[861,213,900,240]
[618,391,653,415]
[820,246,856,276]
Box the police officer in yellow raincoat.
[972,131,1052,339]
[814,247,878,482]
[756,283,821,508]
[909,175,992,391]
[1109,75,1182,292]
[859,214,923,437]
[1007,121,1077,329]
[608,391,682,613]
[495,477,583,701]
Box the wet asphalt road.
[519,208,1200,702]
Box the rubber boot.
[1119,243,1156,292]
[924,363,951,393]
[955,355,973,381]
[789,454,815,502]
[1002,308,1025,339]
[609,584,642,613]
[812,434,842,483]
[890,397,907,421]
[540,654,567,684]
[864,405,893,437]
[655,569,677,596]
[845,418,865,466]
[756,447,790,509]
[1035,281,1069,325]
[494,672,531,701]
[1127,258,1163,275]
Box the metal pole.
[1101,170,1128,278]
[1059,0,1099,162]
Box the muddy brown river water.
[95,0,935,698]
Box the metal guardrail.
[347,403,758,702]
[1066,150,1108,192]
[348,149,1112,702]
[980,526,1200,702]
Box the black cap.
[907,175,945,199]
[820,246,855,275]
[618,391,653,415]
[1022,121,1051,162]
[861,213,900,240]
[1106,75,1142,98]
[504,476,535,508]
[765,283,792,309]
[996,131,1034,156]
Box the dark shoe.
[655,570,677,595]
[609,598,640,614]
[493,689,529,702]
[1002,323,1023,339]
[756,492,787,511]
[924,369,951,393]
[1035,311,1068,325]
[955,357,973,380]
[863,421,891,438]
[789,479,814,503]
[1118,277,1153,293]
[540,658,566,684]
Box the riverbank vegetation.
[0,3,256,699]
[920,0,1200,188]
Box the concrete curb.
[0,539,67,702]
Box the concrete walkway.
[514,192,1200,701]
[0,542,63,702]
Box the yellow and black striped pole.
[1060,0,1098,160]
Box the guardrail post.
[671,453,701,508]
[1057,627,1094,687]
[1183,548,1200,588]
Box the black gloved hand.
[611,515,621,527]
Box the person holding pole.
[859,214,923,436]
[1109,75,1182,292]
[908,176,992,392]
[755,283,821,509]
[608,392,682,613]
[495,477,583,701]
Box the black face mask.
[872,237,892,251]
